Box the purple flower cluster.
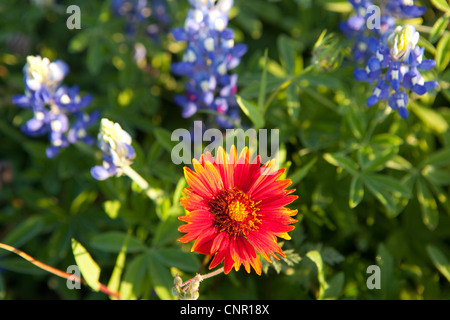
[12,55,99,158]
[341,0,437,118]
[111,0,170,40]
[170,0,247,128]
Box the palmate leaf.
[148,252,176,300]
[119,253,150,300]
[360,173,411,216]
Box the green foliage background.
[0,0,450,300]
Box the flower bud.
[388,25,419,61]
[312,30,344,71]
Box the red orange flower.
[178,146,298,275]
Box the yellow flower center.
[389,25,419,61]
[229,200,249,222]
[209,187,261,237]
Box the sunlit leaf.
[426,245,450,281]
[71,238,101,292]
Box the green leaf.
[349,175,364,208]
[289,157,317,187]
[431,0,450,12]
[71,238,101,292]
[103,200,121,219]
[154,127,176,153]
[107,242,128,299]
[0,258,46,275]
[363,176,398,216]
[286,82,301,117]
[424,147,450,167]
[119,253,150,300]
[410,103,449,135]
[321,272,344,300]
[422,165,450,185]
[361,147,399,172]
[416,178,439,230]
[153,248,200,273]
[153,216,182,248]
[258,48,268,109]
[277,34,296,73]
[365,173,411,198]
[418,36,436,55]
[236,95,265,129]
[173,177,187,207]
[68,30,90,53]
[148,252,176,300]
[306,250,329,300]
[370,133,404,148]
[346,107,366,140]
[1,216,44,249]
[323,153,359,176]
[435,33,450,72]
[90,232,146,253]
[377,243,398,299]
[430,16,450,44]
[86,40,103,75]
[426,245,450,281]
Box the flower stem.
[122,165,162,201]
[0,242,121,299]
[181,267,225,288]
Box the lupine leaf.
[71,238,101,292]
[436,33,450,72]
[349,175,364,208]
[430,16,450,43]
[236,95,265,129]
[153,248,200,273]
[148,252,176,300]
[417,178,439,230]
[278,34,296,73]
[90,232,147,253]
[306,250,329,299]
[426,245,450,281]
[323,153,359,176]
[431,0,450,12]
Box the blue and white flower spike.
[91,118,136,181]
[170,0,246,128]
[12,55,98,158]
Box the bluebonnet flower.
[91,118,136,181]
[12,55,99,158]
[384,0,426,18]
[170,0,247,128]
[341,1,438,118]
[111,0,170,40]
